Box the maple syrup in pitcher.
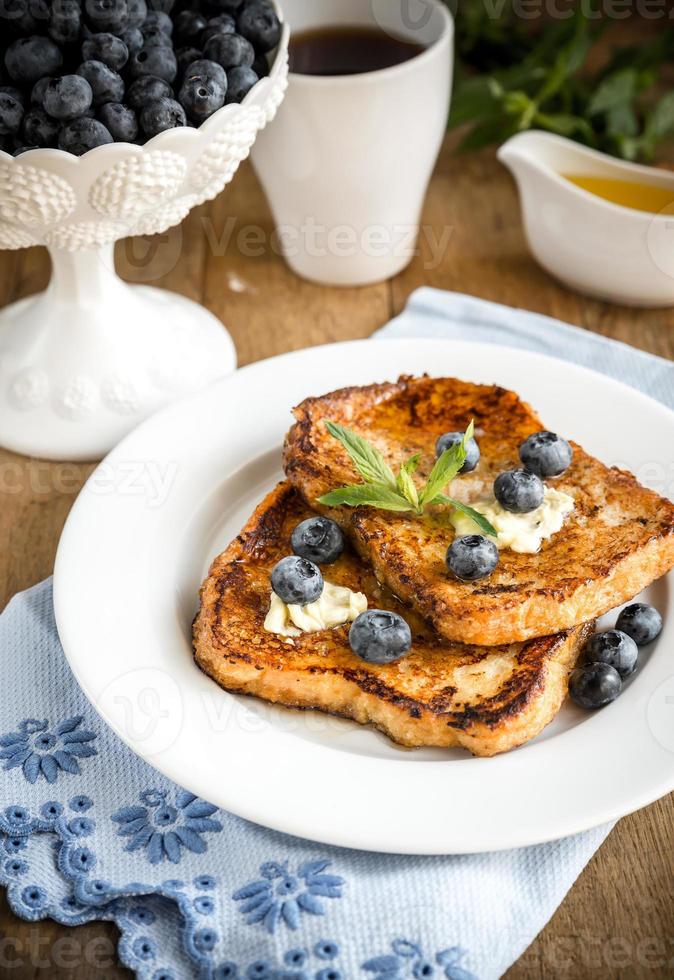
[289,24,425,76]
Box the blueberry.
[225,66,258,103]
[98,102,138,141]
[446,534,498,581]
[44,76,94,122]
[201,13,236,44]
[0,91,23,135]
[126,74,172,110]
[174,9,207,44]
[237,0,282,54]
[270,556,323,606]
[585,630,638,678]
[48,0,81,44]
[616,603,663,646]
[519,431,573,478]
[139,96,186,136]
[126,0,146,28]
[0,0,27,23]
[30,0,49,19]
[58,116,113,154]
[252,53,269,78]
[141,24,173,48]
[182,59,226,90]
[291,517,344,565]
[129,45,177,83]
[178,74,225,124]
[569,662,621,709]
[22,107,59,146]
[120,27,144,56]
[84,0,129,34]
[82,33,129,72]
[1,0,44,33]
[494,469,544,514]
[31,77,51,107]
[175,47,203,77]
[349,610,412,664]
[203,31,254,69]
[0,0,43,33]
[435,431,480,473]
[0,85,26,107]
[5,37,63,85]
[143,9,172,34]
[77,61,124,106]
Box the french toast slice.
[284,375,674,646]
[193,482,592,757]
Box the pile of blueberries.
[0,0,281,156]
[569,603,662,710]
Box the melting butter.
[450,487,574,554]
[264,581,368,637]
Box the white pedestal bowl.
[0,28,288,461]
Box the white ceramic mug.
[251,0,453,286]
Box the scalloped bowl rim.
[0,19,289,168]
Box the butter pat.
[264,581,368,637]
[450,486,574,554]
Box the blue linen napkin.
[6,285,673,980]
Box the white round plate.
[54,339,674,854]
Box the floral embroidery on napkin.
[232,859,345,933]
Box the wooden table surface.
[1,140,674,978]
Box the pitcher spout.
[497,130,572,184]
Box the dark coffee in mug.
[288,25,425,76]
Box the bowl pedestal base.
[0,244,236,461]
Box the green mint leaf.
[448,75,501,128]
[434,495,498,539]
[396,454,421,510]
[419,445,466,507]
[588,68,637,116]
[463,420,475,445]
[646,92,674,141]
[419,422,474,508]
[324,421,396,488]
[606,104,639,139]
[317,483,413,512]
[535,15,592,105]
[533,111,594,141]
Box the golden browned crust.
[283,376,674,646]
[193,483,592,757]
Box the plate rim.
[54,337,674,854]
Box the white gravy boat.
[498,131,674,307]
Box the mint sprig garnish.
[431,495,498,538]
[324,421,396,486]
[318,483,416,512]
[317,420,497,537]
